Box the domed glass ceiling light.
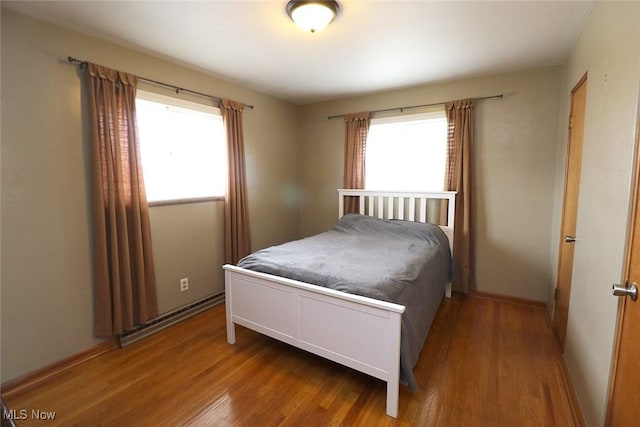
[286,1,340,33]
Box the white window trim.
[136,90,221,116]
[370,110,445,125]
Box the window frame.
[365,110,448,193]
[135,90,227,206]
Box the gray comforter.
[237,213,452,390]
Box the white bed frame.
[223,189,456,418]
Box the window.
[365,111,447,192]
[135,90,227,203]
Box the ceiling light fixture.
[286,1,340,34]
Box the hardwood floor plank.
[2,295,578,426]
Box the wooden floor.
[3,295,577,426]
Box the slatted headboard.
[338,189,456,253]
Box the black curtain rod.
[327,94,503,120]
[67,56,254,110]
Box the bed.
[223,189,456,417]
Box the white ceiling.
[3,1,594,105]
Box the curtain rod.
[327,94,503,120]
[67,56,254,110]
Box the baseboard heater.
[119,292,225,347]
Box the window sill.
[148,196,225,207]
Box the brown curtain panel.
[444,98,475,294]
[86,63,158,337]
[343,112,371,213]
[221,99,252,264]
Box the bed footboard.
[223,265,406,418]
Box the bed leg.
[224,270,236,344]
[386,379,399,418]
[227,322,236,344]
[445,282,452,298]
[386,311,401,418]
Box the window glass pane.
[135,92,226,202]
[365,112,447,192]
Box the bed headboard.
[338,189,457,252]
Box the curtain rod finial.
[67,56,87,68]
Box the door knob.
[612,282,638,301]
[564,235,576,243]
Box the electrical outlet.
[180,277,189,292]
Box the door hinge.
[568,116,574,129]
[554,288,559,300]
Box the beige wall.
[550,2,640,426]
[149,202,224,314]
[0,10,300,382]
[299,68,561,302]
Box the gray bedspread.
[237,213,452,390]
